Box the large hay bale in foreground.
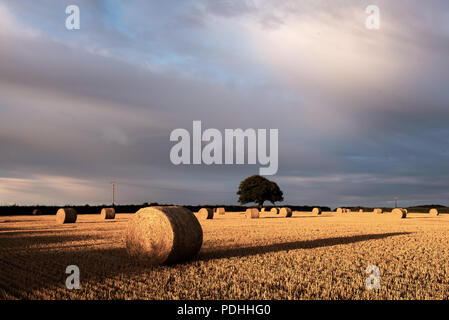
[374,208,383,214]
[32,209,41,216]
[392,208,407,219]
[246,208,259,219]
[279,207,292,217]
[270,208,279,214]
[56,208,77,224]
[429,208,439,216]
[336,208,343,214]
[312,207,322,215]
[101,207,115,219]
[214,207,225,215]
[196,208,213,220]
[125,206,203,265]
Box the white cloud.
[0,4,41,37]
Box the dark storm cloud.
[0,1,449,206]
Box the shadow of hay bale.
[198,232,412,261]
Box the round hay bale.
[312,207,322,215]
[101,207,115,219]
[359,209,364,213]
[246,208,259,219]
[261,208,266,213]
[56,208,77,224]
[392,208,407,218]
[429,208,439,216]
[279,207,292,217]
[336,208,343,214]
[32,209,41,216]
[196,208,213,220]
[215,207,225,215]
[270,208,279,214]
[125,206,203,265]
[374,208,383,214]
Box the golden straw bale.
[429,208,439,216]
[101,208,115,219]
[125,206,203,265]
[279,207,292,217]
[196,208,214,220]
[392,208,407,218]
[246,208,259,219]
[214,207,225,215]
[56,208,77,224]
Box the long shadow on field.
[198,232,412,261]
[0,225,78,232]
[0,219,39,223]
[0,245,148,299]
[0,233,110,248]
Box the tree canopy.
[237,175,284,208]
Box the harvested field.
[1,211,449,299]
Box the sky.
[1,0,449,208]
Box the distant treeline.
[0,204,147,216]
[1,204,445,216]
[0,204,331,216]
[345,205,449,214]
[406,205,449,213]
[187,205,331,213]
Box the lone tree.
[237,175,284,208]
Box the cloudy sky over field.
[1,0,449,207]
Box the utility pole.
[111,182,116,207]
[394,197,398,208]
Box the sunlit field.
[1,211,449,300]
